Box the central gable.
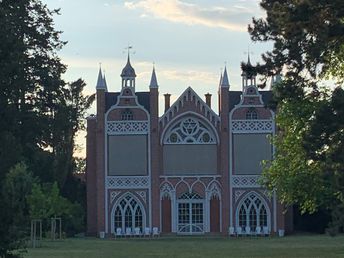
[159,87,220,131]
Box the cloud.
[124,0,262,32]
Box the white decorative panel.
[164,117,216,144]
[106,176,150,189]
[110,191,121,203]
[206,182,221,200]
[135,190,147,203]
[160,183,173,199]
[107,121,149,135]
[234,190,246,202]
[232,175,261,188]
[231,120,273,133]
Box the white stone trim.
[107,121,149,135]
[135,190,147,203]
[159,176,222,234]
[110,191,121,203]
[234,191,271,231]
[234,190,246,202]
[110,192,146,234]
[104,92,152,233]
[160,112,220,145]
[106,176,150,189]
[163,117,217,144]
[232,175,261,188]
[231,119,273,134]
[160,175,221,179]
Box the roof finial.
[221,65,230,88]
[124,44,134,63]
[96,64,107,91]
[219,68,223,86]
[244,46,253,65]
[149,63,158,88]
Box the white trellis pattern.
[106,176,150,189]
[160,183,174,199]
[231,120,273,133]
[164,117,216,144]
[232,175,261,188]
[236,192,270,231]
[110,191,121,203]
[234,190,246,202]
[111,193,146,233]
[135,191,147,203]
[206,183,221,200]
[107,121,149,135]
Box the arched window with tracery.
[237,192,269,232]
[164,117,216,144]
[112,194,145,232]
[246,108,258,120]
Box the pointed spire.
[247,52,252,66]
[127,50,131,65]
[103,72,108,90]
[96,65,108,91]
[221,66,230,88]
[218,72,223,87]
[96,67,104,90]
[121,51,136,78]
[149,65,158,88]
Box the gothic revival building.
[86,54,292,236]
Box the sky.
[42,0,272,157]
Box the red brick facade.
[86,58,292,237]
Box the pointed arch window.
[237,192,269,231]
[114,207,122,230]
[112,194,144,232]
[121,109,133,120]
[246,108,258,120]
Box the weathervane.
[123,44,136,56]
[244,46,254,62]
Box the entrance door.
[177,192,204,234]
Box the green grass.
[24,234,344,258]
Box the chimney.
[205,93,212,108]
[164,93,171,112]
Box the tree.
[0,0,93,254]
[28,182,71,220]
[0,163,34,257]
[0,0,94,185]
[249,0,344,89]
[250,0,344,232]
[27,182,85,236]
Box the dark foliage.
[250,0,344,234]
[0,0,93,256]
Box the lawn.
[24,235,344,258]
